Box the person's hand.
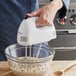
[27,0,63,26]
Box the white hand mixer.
[17,17,56,57]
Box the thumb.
[27,10,41,17]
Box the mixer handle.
[24,16,45,28]
[24,16,43,27]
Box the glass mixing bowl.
[5,44,55,76]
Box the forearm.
[49,0,63,11]
[50,0,70,10]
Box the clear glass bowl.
[5,44,55,76]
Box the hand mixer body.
[17,17,56,46]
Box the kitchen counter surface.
[0,61,76,76]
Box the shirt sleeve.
[58,0,70,18]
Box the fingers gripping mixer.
[17,17,56,46]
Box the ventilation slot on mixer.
[20,37,27,42]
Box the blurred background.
[39,0,76,60]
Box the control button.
[72,9,75,12]
[70,14,76,25]
[56,16,67,25]
[68,9,71,12]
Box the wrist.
[50,0,63,11]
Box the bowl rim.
[5,44,55,63]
